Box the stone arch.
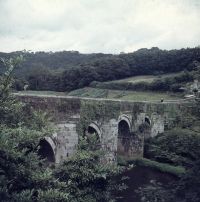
[141,116,151,139]
[38,137,56,163]
[85,122,102,147]
[118,115,131,129]
[117,115,132,156]
[145,116,151,126]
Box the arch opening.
[88,126,99,138]
[38,139,55,163]
[140,117,151,140]
[118,120,131,138]
[86,123,101,140]
[117,120,131,155]
[85,123,101,149]
[145,117,151,125]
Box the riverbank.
[118,156,185,177]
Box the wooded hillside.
[1,47,200,91]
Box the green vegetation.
[1,48,200,201]
[68,87,180,101]
[54,137,126,202]
[1,47,199,92]
[135,158,185,177]
[98,72,182,84]
[144,128,200,168]
[0,56,68,201]
[0,57,125,201]
[117,155,185,177]
[134,98,200,202]
[91,70,195,93]
[77,99,120,137]
[15,87,180,101]
[136,160,200,202]
[137,126,200,202]
[15,90,69,96]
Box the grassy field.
[104,72,182,84]
[16,72,183,102]
[68,87,181,101]
[14,90,68,96]
[16,88,181,101]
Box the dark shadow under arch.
[86,123,101,140]
[38,139,55,163]
[140,117,151,140]
[87,126,100,140]
[85,123,101,149]
[145,117,151,125]
[117,120,131,155]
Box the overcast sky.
[0,0,199,53]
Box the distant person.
[161,98,164,102]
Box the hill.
[0,47,200,92]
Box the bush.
[54,137,126,202]
[144,129,200,167]
[135,158,185,177]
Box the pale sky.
[0,0,200,53]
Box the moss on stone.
[77,100,120,136]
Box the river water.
[115,166,177,202]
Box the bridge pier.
[54,122,78,163]
[100,118,119,162]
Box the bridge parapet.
[16,94,194,163]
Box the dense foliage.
[0,56,69,201]
[139,125,200,202]
[91,70,195,92]
[0,57,125,201]
[137,160,200,202]
[55,136,125,202]
[1,47,200,92]
[144,129,200,168]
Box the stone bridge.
[16,94,193,164]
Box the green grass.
[117,156,185,177]
[15,72,183,102]
[15,87,181,102]
[135,158,186,177]
[14,90,68,96]
[68,88,107,98]
[68,87,181,101]
[105,72,182,85]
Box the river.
[115,166,178,202]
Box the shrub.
[144,129,200,167]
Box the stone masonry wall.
[16,94,194,163]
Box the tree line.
[1,47,200,92]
